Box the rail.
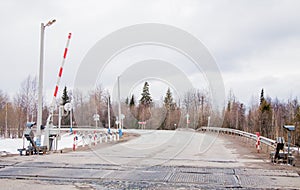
[201,127,276,148]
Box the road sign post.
[93,114,100,128]
[64,103,72,132]
[186,114,190,128]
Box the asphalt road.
[0,129,299,189]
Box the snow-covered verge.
[0,138,27,156]
[0,133,76,156]
[0,131,112,156]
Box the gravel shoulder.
[220,134,300,174]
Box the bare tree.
[14,92,26,137]
[11,75,38,137]
[19,75,38,122]
[181,89,212,129]
[0,90,9,137]
[72,89,89,126]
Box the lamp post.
[117,76,121,130]
[117,76,123,137]
[36,19,56,146]
[108,96,111,133]
[186,113,189,128]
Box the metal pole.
[58,106,62,132]
[56,105,62,151]
[36,23,45,146]
[36,19,56,147]
[121,117,124,130]
[288,131,291,156]
[108,96,111,131]
[186,113,189,128]
[70,108,73,132]
[5,103,8,138]
[117,76,122,130]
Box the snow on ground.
[0,133,76,155]
[1,130,299,156]
[57,133,75,150]
[0,130,109,155]
[0,138,27,155]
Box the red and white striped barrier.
[69,130,122,150]
[51,33,72,111]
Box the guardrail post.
[88,134,92,147]
[113,132,116,141]
[99,133,102,144]
[82,135,85,147]
[256,133,260,153]
[73,131,77,151]
[94,131,97,145]
[116,132,119,141]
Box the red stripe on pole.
[63,48,68,59]
[58,67,63,77]
[68,33,72,39]
[54,86,58,97]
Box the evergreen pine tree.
[160,88,179,130]
[61,86,70,125]
[128,94,138,128]
[164,88,174,110]
[129,94,135,108]
[259,89,272,137]
[260,88,265,105]
[140,82,152,106]
[137,82,152,123]
[61,86,70,105]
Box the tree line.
[0,75,299,146]
[223,89,300,146]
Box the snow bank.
[0,134,75,155]
[0,131,111,155]
[0,138,28,155]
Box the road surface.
[0,129,299,189]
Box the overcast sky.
[1,0,300,107]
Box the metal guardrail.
[201,127,276,148]
[50,127,107,133]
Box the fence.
[200,127,277,153]
[46,128,121,151]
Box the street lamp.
[117,76,123,137]
[117,76,121,130]
[36,19,56,146]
